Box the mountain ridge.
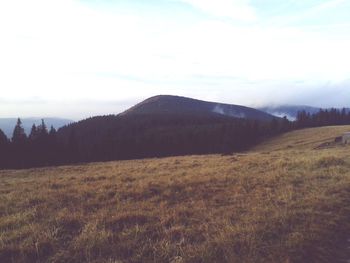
[51,95,285,165]
[121,95,277,122]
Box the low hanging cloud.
[286,81,350,108]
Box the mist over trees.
[0,108,349,170]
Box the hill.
[51,96,283,166]
[56,113,271,163]
[122,95,277,122]
[1,125,349,262]
[0,117,73,138]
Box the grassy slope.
[1,126,350,263]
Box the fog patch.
[212,105,246,118]
[269,112,296,121]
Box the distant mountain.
[53,95,282,164]
[259,105,350,120]
[0,118,73,138]
[122,95,277,122]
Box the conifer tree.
[12,118,27,144]
[0,129,9,167]
[49,126,56,136]
[0,129,8,145]
[29,124,39,141]
[37,119,48,136]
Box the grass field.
[1,126,350,262]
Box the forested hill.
[52,95,281,163]
[56,113,284,163]
[122,95,277,122]
[2,95,349,170]
[0,95,284,169]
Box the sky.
[0,0,350,120]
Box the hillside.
[0,125,349,262]
[122,95,277,122]
[53,106,282,166]
[253,125,350,151]
[47,95,280,166]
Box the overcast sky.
[1,0,350,120]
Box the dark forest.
[1,108,350,169]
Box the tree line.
[0,108,349,169]
[295,108,350,128]
[0,119,63,169]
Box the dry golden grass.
[1,126,350,262]
[253,125,350,151]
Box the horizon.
[1,0,350,119]
[1,93,350,123]
[1,93,350,121]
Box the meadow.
[1,126,350,262]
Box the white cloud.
[313,0,346,11]
[178,0,257,21]
[268,0,348,26]
[0,0,350,118]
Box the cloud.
[0,0,350,118]
[0,96,136,120]
[312,0,346,11]
[178,0,257,21]
[268,0,349,26]
[287,80,350,107]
